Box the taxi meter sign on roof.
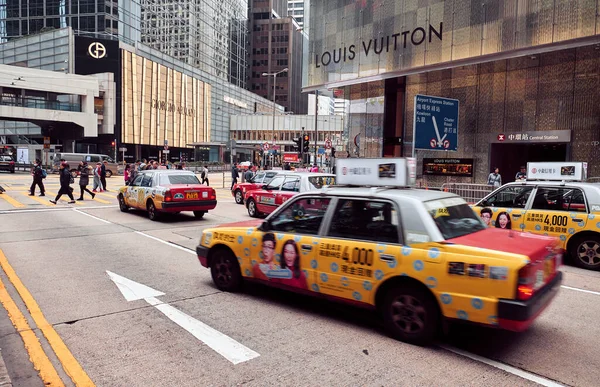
[336,158,416,187]
[527,162,588,181]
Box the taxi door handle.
[512,214,521,218]
[301,244,312,251]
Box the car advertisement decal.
[174,193,184,199]
[259,196,275,205]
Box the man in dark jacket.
[231,165,239,190]
[29,159,45,196]
[100,161,108,192]
[50,162,75,204]
[77,162,95,200]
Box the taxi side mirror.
[262,184,270,190]
[258,220,271,231]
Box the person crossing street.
[50,162,75,204]
[29,159,45,197]
[77,162,95,201]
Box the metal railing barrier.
[439,183,494,204]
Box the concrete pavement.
[0,192,599,385]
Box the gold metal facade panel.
[308,0,600,87]
[121,51,211,147]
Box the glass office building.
[305,0,600,182]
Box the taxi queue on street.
[194,157,595,345]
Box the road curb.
[0,349,12,387]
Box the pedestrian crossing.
[0,182,235,210]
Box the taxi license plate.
[186,192,199,200]
[534,270,544,290]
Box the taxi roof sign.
[527,162,588,182]
[336,158,417,187]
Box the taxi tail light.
[209,188,216,200]
[517,265,534,301]
[164,189,173,202]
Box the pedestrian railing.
[588,177,600,183]
[439,183,494,204]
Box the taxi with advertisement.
[118,170,216,221]
[232,170,280,205]
[196,158,562,345]
[473,162,600,271]
[244,172,335,218]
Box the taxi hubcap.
[390,295,426,333]
[248,201,255,214]
[235,191,242,202]
[578,241,600,266]
[214,256,233,285]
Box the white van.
[53,153,118,177]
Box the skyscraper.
[287,0,304,27]
[249,0,307,114]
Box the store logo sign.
[88,42,106,59]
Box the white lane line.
[439,345,565,387]
[134,231,196,255]
[148,297,260,365]
[0,205,118,215]
[72,208,112,224]
[561,285,600,296]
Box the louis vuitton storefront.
[304,1,600,183]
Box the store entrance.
[489,143,568,182]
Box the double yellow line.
[0,250,94,386]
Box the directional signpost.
[413,94,459,156]
[106,271,260,365]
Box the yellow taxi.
[473,162,600,271]
[196,158,562,345]
[118,170,216,221]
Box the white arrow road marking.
[432,116,447,147]
[106,271,260,365]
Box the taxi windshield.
[308,176,335,189]
[424,197,486,239]
[160,174,200,185]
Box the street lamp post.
[262,68,288,168]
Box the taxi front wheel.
[247,199,260,218]
[234,190,244,204]
[382,285,440,346]
[210,248,242,292]
[571,235,600,271]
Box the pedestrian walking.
[93,162,104,192]
[128,164,137,185]
[29,159,46,196]
[231,164,239,190]
[50,162,75,204]
[487,167,502,188]
[124,164,130,185]
[100,160,108,192]
[201,165,210,185]
[77,163,95,200]
[244,168,253,183]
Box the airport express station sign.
[414,95,459,152]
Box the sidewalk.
[0,349,12,387]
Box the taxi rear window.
[160,174,200,185]
[308,176,335,189]
[424,197,486,239]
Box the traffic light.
[303,135,310,153]
[293,137,302,153]
[111,141,116,147]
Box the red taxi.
[118,170,216,221]
[232,170,280,205]
[245,172,335,218]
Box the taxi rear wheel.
[382,285,439,346]
[118,194,128,212]
[210,248,242,292]
[234,190,244,204]
[247,199,260,218]
[571,235,600,270]
[147,200,160,221]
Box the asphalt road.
[0,172,599,386]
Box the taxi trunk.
[161,184,217,212]
[448,228,563,331]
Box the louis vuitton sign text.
[314,23,443,68]
[152,99,196,117]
